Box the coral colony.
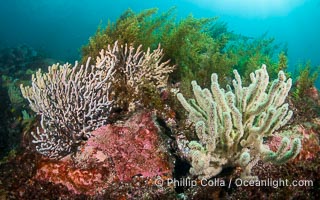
[20,42,174,159]
[177,65,301,179]
[21,39,301,178]
[20,56,115,158]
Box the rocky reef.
[0,8,320,200]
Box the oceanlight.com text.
[154,177,313,189]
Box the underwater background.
[1,0,320,78]
[0,0,320,199]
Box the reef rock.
[33,111,174,197]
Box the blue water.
[0,0,319,80]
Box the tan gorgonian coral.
[97,41,175,111]
[20,57,115,158]
[177,65,301,179]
